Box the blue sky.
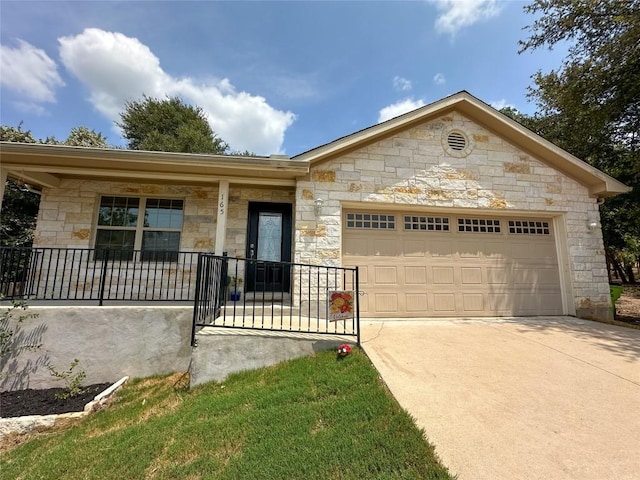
[0,1,567,156]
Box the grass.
[0,348,453,480]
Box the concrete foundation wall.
[190,331,350,387]
[0,306,193,392]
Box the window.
[457,218,501,233]
[508,220,550,235]
[95,196,183,261]
[346,212,395,229]
[404,216,450,231]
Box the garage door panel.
[462,293,484,312]
[433,294,456,312]
[374,266,397,285]
[511,241,544,259]
[375,294,398,313]
[403,240,427,257]
[343,212,563,318]
[428,239,453,257]
[373,239,398,256]
[458,241,481,258]
[405,266,427,284]
[538,293,563,313]
[406,294,428,312]
[461,267,483,284]
[483,240,510,258]
[538,268,562,285]
[343,235,370,256]
[513,268,536,285]
[358,293,370,314]
[487,268,510,284]
[432,266,454,284]
[535,243,558,259]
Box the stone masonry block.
[312,171,336,182]
[504,162,531,174]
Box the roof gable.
[294,91,629,197]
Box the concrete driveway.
[361,317,640,480]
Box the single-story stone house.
[0,91,629,321]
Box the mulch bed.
[615,286,640,327]
[1,383,112,418]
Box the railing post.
[221,253,229,310]
[355,266,361,346]
[98,249,109,306]
[191,253,204,347]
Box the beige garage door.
[343,211,563,317]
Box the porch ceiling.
[0,142,309,188]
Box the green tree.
[520,0,640,283]
[64,126,108,147]
[117,95,228,154]
[1,125,40,246]
[0,123,37,143]
[1,124,110,246]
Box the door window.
[257,212,282,262]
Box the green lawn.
[1,348,453,480]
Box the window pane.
[142,231,181,251]
[94,229,135,260]
[141,231,180,262]
[257,213,282,262]
[144,199,183,228]
[98,197,139,227]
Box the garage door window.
[458,218,501,233]
[508,220,550,235]
[346,213,395,229]
[404,216,450,231]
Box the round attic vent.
[447,131,467,151]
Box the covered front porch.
[0,143,360,392]
[0,141,316,311]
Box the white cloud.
[433,73,446,85]
[432,0,502,36]
[0,39,64,102]
[393,76,412,92]
[378,98,426,123]
[490,99,515,111]
[12,101,48,116]
[58,28,295,154]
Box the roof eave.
[0,142,310,186]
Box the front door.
[245,202,292,293]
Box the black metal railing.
[0,247,199,304]
[191,254,360,346]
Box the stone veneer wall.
[295,112,611,320]
[33,180,295,256]
[33,180,219,251]
[31,180,295,294]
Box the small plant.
[228,275,243,291]
[48,358,87,399]
[228,275,243,301]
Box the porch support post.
[0,168,7,213]
[214,180,229,255]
